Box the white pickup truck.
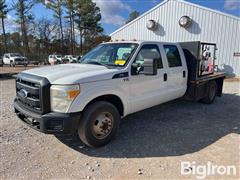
[3,53,28,67]
[14,41,225,147]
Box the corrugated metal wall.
[111,0,240,76]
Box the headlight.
[50,84,80,113]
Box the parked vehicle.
[29,61,39,65]
[3,53,28,67]
[0,56,3,66]
[61,56,70,64]
[14,41,225,147]
[48,55,62,65]
[64,55,78,63]
[77,55,82,62]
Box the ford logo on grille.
[19,89,28,98]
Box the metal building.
[110,0,240,76]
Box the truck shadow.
[56,93,240,158]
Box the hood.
[23,64,119,84]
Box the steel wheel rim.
[92,112,114,139]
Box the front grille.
[16,73,51,114]
[16,79,41,111]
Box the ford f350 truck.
[14,41,225,147]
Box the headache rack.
[179,41,218,82]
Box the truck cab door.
[162,44,188,100]
[129,44,169,113]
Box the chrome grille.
[15,73,51,114]
[16,78,41,112]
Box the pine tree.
[12,0,35,53]
[0,0,8,52]
[126,11,140,24]
[64,0,75,54]
[74,0,103,54]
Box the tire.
[201,81,217,104]
[78,101,120,147]
[10,61,15,67]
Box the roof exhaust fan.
[179,16,192,28]
[146,20,158,31]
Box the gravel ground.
[0,65,41,77]
[0,77,239,179]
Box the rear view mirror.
[143,58,158,75]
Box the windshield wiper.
[105,63,122,67]
[85,61,107,67]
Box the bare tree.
[34,18,57,50]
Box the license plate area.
[24,116,40,126]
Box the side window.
[133,44,163,68]
[164,45,182,67]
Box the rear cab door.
[160,43,188,100]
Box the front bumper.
[14,99,81,134]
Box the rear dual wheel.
[78,101,120,147]
[201,81,217,104]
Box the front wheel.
[78,101,120,147]
[10,61,15,67]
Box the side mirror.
[142,58,158,75]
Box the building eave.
[110,0,240,36]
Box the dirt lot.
[0,76,239,179]
[0,65,41,77]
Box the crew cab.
[14,41,225,147]
[3,53,28,67]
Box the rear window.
[164,45,182,67]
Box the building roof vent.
[179,16,192,28]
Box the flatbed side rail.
[185,72,225,101]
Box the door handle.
[183,70,186,78]
[164,73,167,81]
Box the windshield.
[10,53,21,57]
[81,43,138,67]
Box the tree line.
[0,0,110,62]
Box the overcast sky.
[4,0,240,35]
